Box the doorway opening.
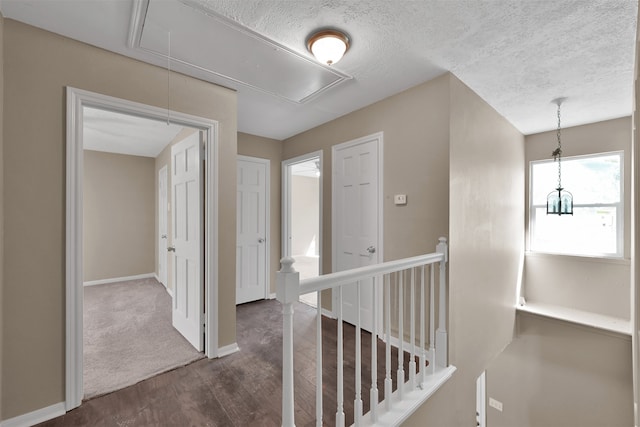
[282,151,323,307]
[66,87,220,411]
[82,107,205,399]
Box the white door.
[158,165,168,287]
[171,132,203,351]
[333,133,382,332]
[236,156,268,304]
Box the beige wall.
[291,175,319,256]
[283,73,523,425]
[237,132,282,295]
[283,73,451,279]
[1,20,237,420]
[523,117,632,319]
[485,118,634,427]
[154,127,199,292]
[408,75,525,426]
[84,150,155,282]
[487,314,633,427]
[0,12,4,423]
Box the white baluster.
[276,257,299,427]
[384,274,392,411]
[354,281,363,426]
[409,268,416,390]
[419,265,426,387]
[336,286,345,427]
[436,237,448,368]
[428,263,435,375]
[370,276,379,423]
[316,291,323,427]
[397,271,405,400]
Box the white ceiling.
[2,0,637,140]
[84,107,184,157]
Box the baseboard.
[166,287,173,298]
[383,334,426,353]
[321,308,336,319]
[0,402,65,427]
[269,292,276,299]
[217,343,240,358]
[83,273,155,286]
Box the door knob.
[258,238,265,243]
[167,246,176,252]
[161,234,167,239]
[366,246,376,254]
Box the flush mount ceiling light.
[307,29,350,66]
[546,97,573,215]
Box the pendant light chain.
[556,103,562,190]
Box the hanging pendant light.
[546,98,573,215]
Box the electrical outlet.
[489,398,503,412]
[394,194,407,205]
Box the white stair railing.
[277,237,454,427]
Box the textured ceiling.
[2,0,637,140]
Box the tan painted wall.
[283,73,451,279]
[524,117,632,319]
[1,20,237,420]
[154,127,199,292]
[84,150,155,282]
[487,314,633,427]
[0,12,4,423]
[407,75,525,426]
[237,132,282,295]
[291,175,320,256]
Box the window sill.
[516,302,631,337]
[525,251,630,266]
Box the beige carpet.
[83,277,204,400]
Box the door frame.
[237,155,271,301]
[331,132,384,333]
[281,150,323,274]
[158,164,168,289]
[65,87,220,410]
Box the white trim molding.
[66,87,220,410]
[0,402,65,427]
[217,343,240,357]
[83,273,155,286]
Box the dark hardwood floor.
[38,299,420,427]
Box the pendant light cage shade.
[546,188,573,215]
[307,29,350,66]
[546,97,573,216]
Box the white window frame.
[529,150,624,258]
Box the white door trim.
[237,155,271,300]
[331,132,384,331]
[281,150,323,274]
[65,87,220,411]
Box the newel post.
[435,237,448,368]
[277,257,299,427]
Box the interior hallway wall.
[1,19,237,421]
[523,117,632,319]
[408,75,524,426]
[84,150,155,282]
[237,132,282,295]
[487,314,633,427]
[0,11,5,423]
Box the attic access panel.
[134,0,351,103]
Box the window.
[529,151,623,258]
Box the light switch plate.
[394,194,407,205]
